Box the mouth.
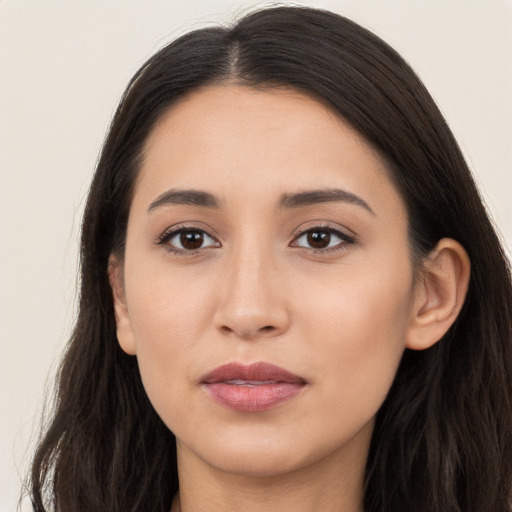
[201,362,307,412]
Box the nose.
[213,246,290,340]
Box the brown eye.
[292,227,354,252]
[307,230,331,249]
[180,230,204,250]
[159,228,219,252]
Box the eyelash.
[156,224,356,255]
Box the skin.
[110,85,470,512]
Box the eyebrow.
[147,187,374,215]
[279,188,375,215]
[148,189,220,212]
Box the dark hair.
[28,6,512,512]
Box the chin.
[175,425,316,477]
[203,443,311,478]
[176,419,373,480]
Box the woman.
[28,6,512,512]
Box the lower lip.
[203,382,305,412]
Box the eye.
[291,227,355,252]
[158,227,220,253]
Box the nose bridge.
[214,232,288,339]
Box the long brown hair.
[28,6,512,512]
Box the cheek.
[125,249,215,343]
[123,258,217,414]
[295,261,413,411]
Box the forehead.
[135,84,404,220]
[144,84,368,162]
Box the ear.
[406,238,470,350]
[108,255,137,355]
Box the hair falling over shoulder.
[26,6,512,512]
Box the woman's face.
[114,85,419,477]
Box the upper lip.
[201,362,306,384]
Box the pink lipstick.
[201,362,306,412]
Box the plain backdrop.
[1,1,511,510]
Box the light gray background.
[1,1,511,510]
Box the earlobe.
[108,255,137,355]
[406,238,471,351]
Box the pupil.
[181,231,204,249]
[307,230,330,249]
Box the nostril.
[218,324,278,338]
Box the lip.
[201,362,307,412]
